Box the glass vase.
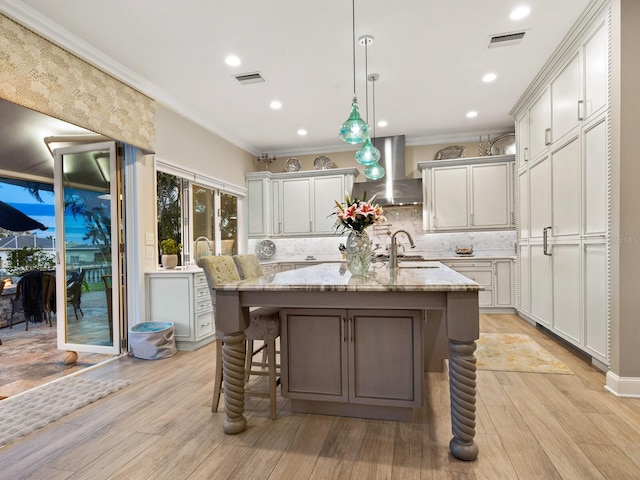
[346,230,372,277]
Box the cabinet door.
[584,118,607,235]
[517,110,530,169]
[518,169,530,239]
[494,260,514,307]
[529,155,551,238]
[584,22,608,118]
[530,244,552,327]
[349,310,421,407]
[281,309,348,402]
[470,163,510,228]
[519,243,531,314]
[313,176,343,234]
[147,274,193,341]
[551,53,581,143]
[529,88,551,160]
[551,137,581,237]
[432,166,469,230]
[584,242,607,361]
[552,243,581,343]
[281,178,312,235]
[246,178,267,236]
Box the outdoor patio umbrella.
[0,200,47,231]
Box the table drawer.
[196,310,214,338]
[194,273,208,286]
[194,285,210,303]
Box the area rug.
[475,333,573,374]
[0,376,130,447]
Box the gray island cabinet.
[214,262,482,461]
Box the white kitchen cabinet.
[513,8,609,365]
[145,270,215,351]
[246,168,358,238]
[551,242,581,343]
[551,53,581,144]
[583,241,608,363]
[516,110,530,170]
[431,166,469,230]
[530,243,552,328]
[551,136,581,237]
[281,177,312,235]
[583,118,607,236]
[528,88,551,161]
[529,154,551,239]
[442,258,514,312]
[419,155,514,232]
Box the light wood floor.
[1,314,639,479]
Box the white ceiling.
[0,0,593,163]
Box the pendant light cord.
[351,0,356,99]
[364,41,369,124]
[372,77,376,139]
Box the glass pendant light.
[356,36,380,165]
[364,162,385,180]
[364,73,385,180]
[339,0,369,144]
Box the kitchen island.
[215,261,481,461]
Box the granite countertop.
[260,251,516,264]
[217,261,482,293]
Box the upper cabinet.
[516,17,608,172]
[246,168,358,237]
[418,155,515,232]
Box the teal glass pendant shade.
[364,162,385,180]
[339,100,370,144]
[355,137,381,165]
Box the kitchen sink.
[374,254,424,262]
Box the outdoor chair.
[66,270,85,320]
[10,270,45,330]
[42,272,55,327]
[102,274,113,340]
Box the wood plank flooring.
[1,314,640,479]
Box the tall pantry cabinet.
[514,6,609,366]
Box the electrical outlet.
[145,233,154,245]
[145,246,154,259]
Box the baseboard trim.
[605,372,640,398]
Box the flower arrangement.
[333,192,386,233]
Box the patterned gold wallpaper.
[0,14,155,152]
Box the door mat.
[476,333,573,374]
[0,376,130,447]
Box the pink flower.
[357,202,376,217]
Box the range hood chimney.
[350,135,422,206]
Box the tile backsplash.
[248,205,516,260]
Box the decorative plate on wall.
[434,145,466,160]
[285,158,301,172]
[257,239,276,259]
[314,155,333,170]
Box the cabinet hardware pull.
[524,147,529,162]
[309,221,312,231]
[543,226,552,256]
[349,317,354,343]
[342,317,347,343]
[470,212,474,226]
[544,128,551,146]
[578,99,584,121]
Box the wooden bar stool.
[198,255,281,419]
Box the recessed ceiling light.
[482,73,497,82]
[510,6,531,20]
[224,55,241,67]
[270,100,282,110]
[466,111,478,118]
[377,120,388,127]
[297,129,307,136]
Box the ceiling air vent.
[234,72,265,85]
[487,31,526,48]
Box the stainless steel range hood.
[350,135,423,206]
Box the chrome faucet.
[389,229,416,270]
[194,236,213,262]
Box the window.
[156,162,243,265]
